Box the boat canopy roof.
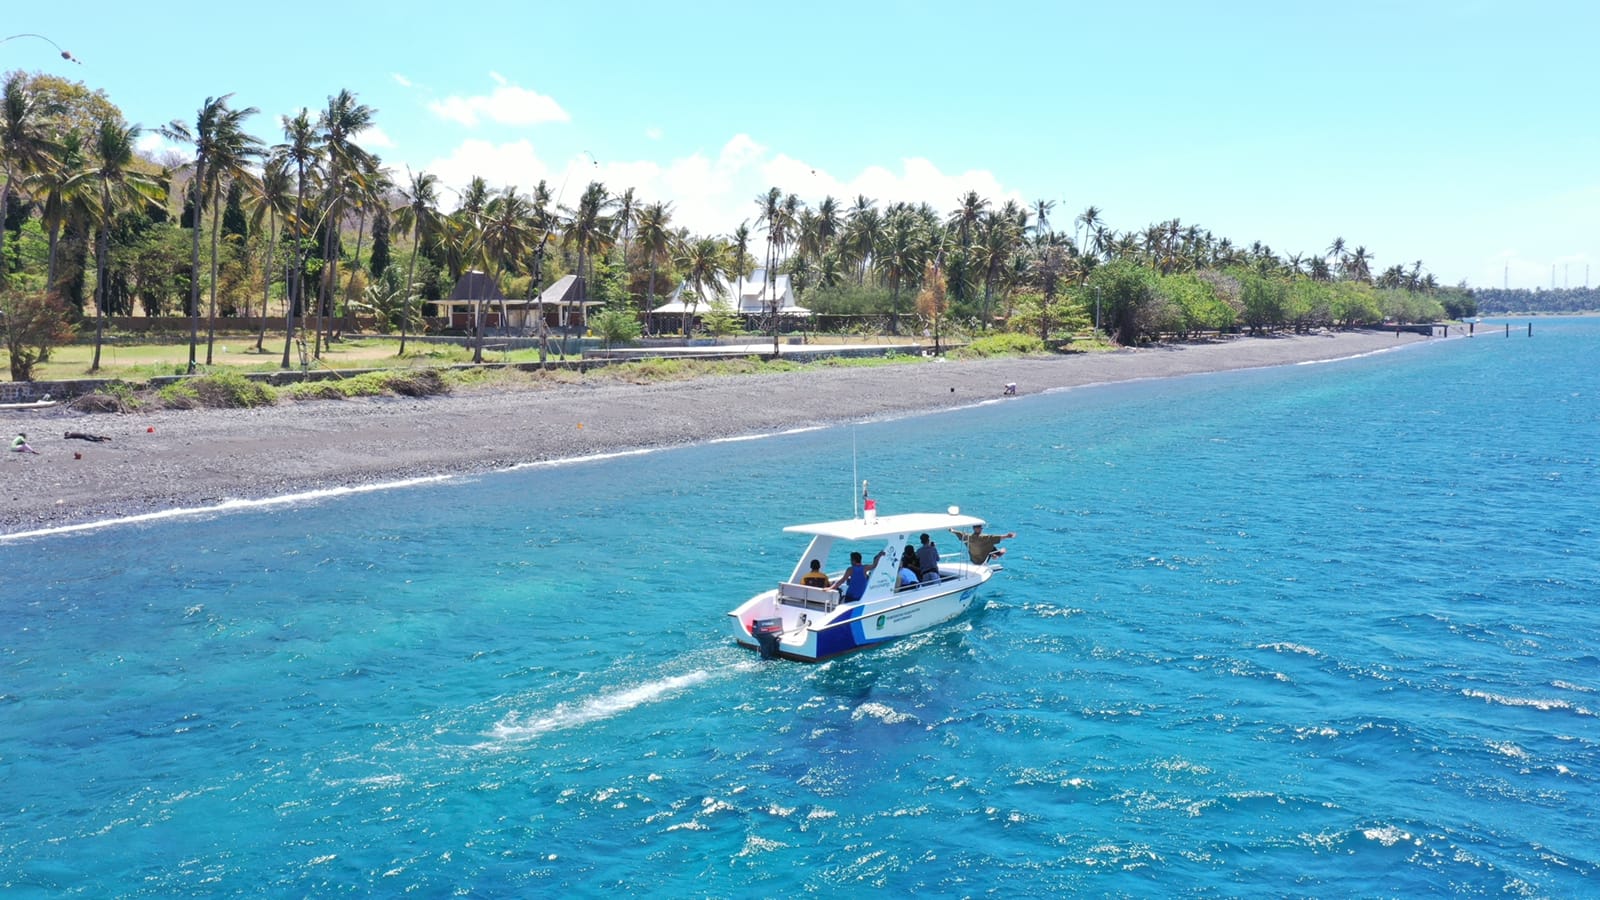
[783,511,987,541]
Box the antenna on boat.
[851,428,859,519]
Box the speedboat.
[728,506,999,662]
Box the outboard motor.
[751,618,783,660]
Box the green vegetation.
[1,288,75,379]
[284,367,448,401]
[158,371,272,408]
[1472,287,1599,316]
[956,333,1046,357]
[2,67,1478,388]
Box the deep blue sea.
[3,320,1597,896]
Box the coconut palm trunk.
[281,170,304,369]
[91,190,111,371]
[399,245,417,357]
[205,184,224,365]
[186,160,205,372]
[255,207,278,352]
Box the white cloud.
[135,132,170,156]
[392,72,413,88]
[423,139,554,200]
[357,125,394,149]
[645,126,663,141]
[427,79,569,128]
[412,131,1023,258]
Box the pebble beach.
[0,330,1434,536]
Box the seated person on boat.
[896,545,921,590]
[800,559,831,588]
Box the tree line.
[1,69,1472,379]
[1472,287,1599,315]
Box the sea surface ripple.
[2,320,1597,896]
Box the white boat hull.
[729,564,991,662]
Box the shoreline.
[1,330,1437,538]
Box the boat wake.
[477,658,761,750]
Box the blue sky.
[8,1,1597,289]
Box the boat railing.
[777,581,839,612]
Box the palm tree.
[754,186,782,305]
[1075,205,1102,256]
[69,119,163,371]
[1346,246,1373,283]
[314,89,377,356]
[29,128,86,292]
[560,181,613,340]
[274,109,322,369]
[391,168,441,356]
[1031,198,1055,244]
[771,193,802,352]
[880,211,926,332]
[635,200,675,315]
[247,153,293,351]
[813,195,842,256]
[729,221,751,278]
[675,235,731,337]
[200,114,262,364]
[475,186,532,362]
[161,94,258,373]
[948,190,988,250]
[613,185,638,267]
[842,198,879,284]
[525,179,556,345]
[0,73,61,290]
[342,166,392,307]
[1327,236,1347,278]
[976,211,1020,326]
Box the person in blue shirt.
[831,550,884,603]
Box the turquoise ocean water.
[3,321,1597,896]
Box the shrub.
[1,289,76,381]
[70,381,142,413]
[283,368,449,401]
[158,381,200,408]
[285,380,354,401]
[386,368,448,397]
[956,333,1045,357]
[190,371,275,408]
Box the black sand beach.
[0,330,1433,536]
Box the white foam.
[852,701,920,725]
[2,426,844,542]
[709,425,829,444]
[482,665,748,746]
[0,474,458,542]
[5,338,1443,543]
[1461,688,1588,715]
[1259,642,1323,657]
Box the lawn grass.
[33,331,1086,416]
[31,335,585,381]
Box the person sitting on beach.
[896,545,921,589]
[800,559,831,588]
[916,533,941,581]
[953,523,1016,564]
[11,433,39,455]
[831,550,883,603]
